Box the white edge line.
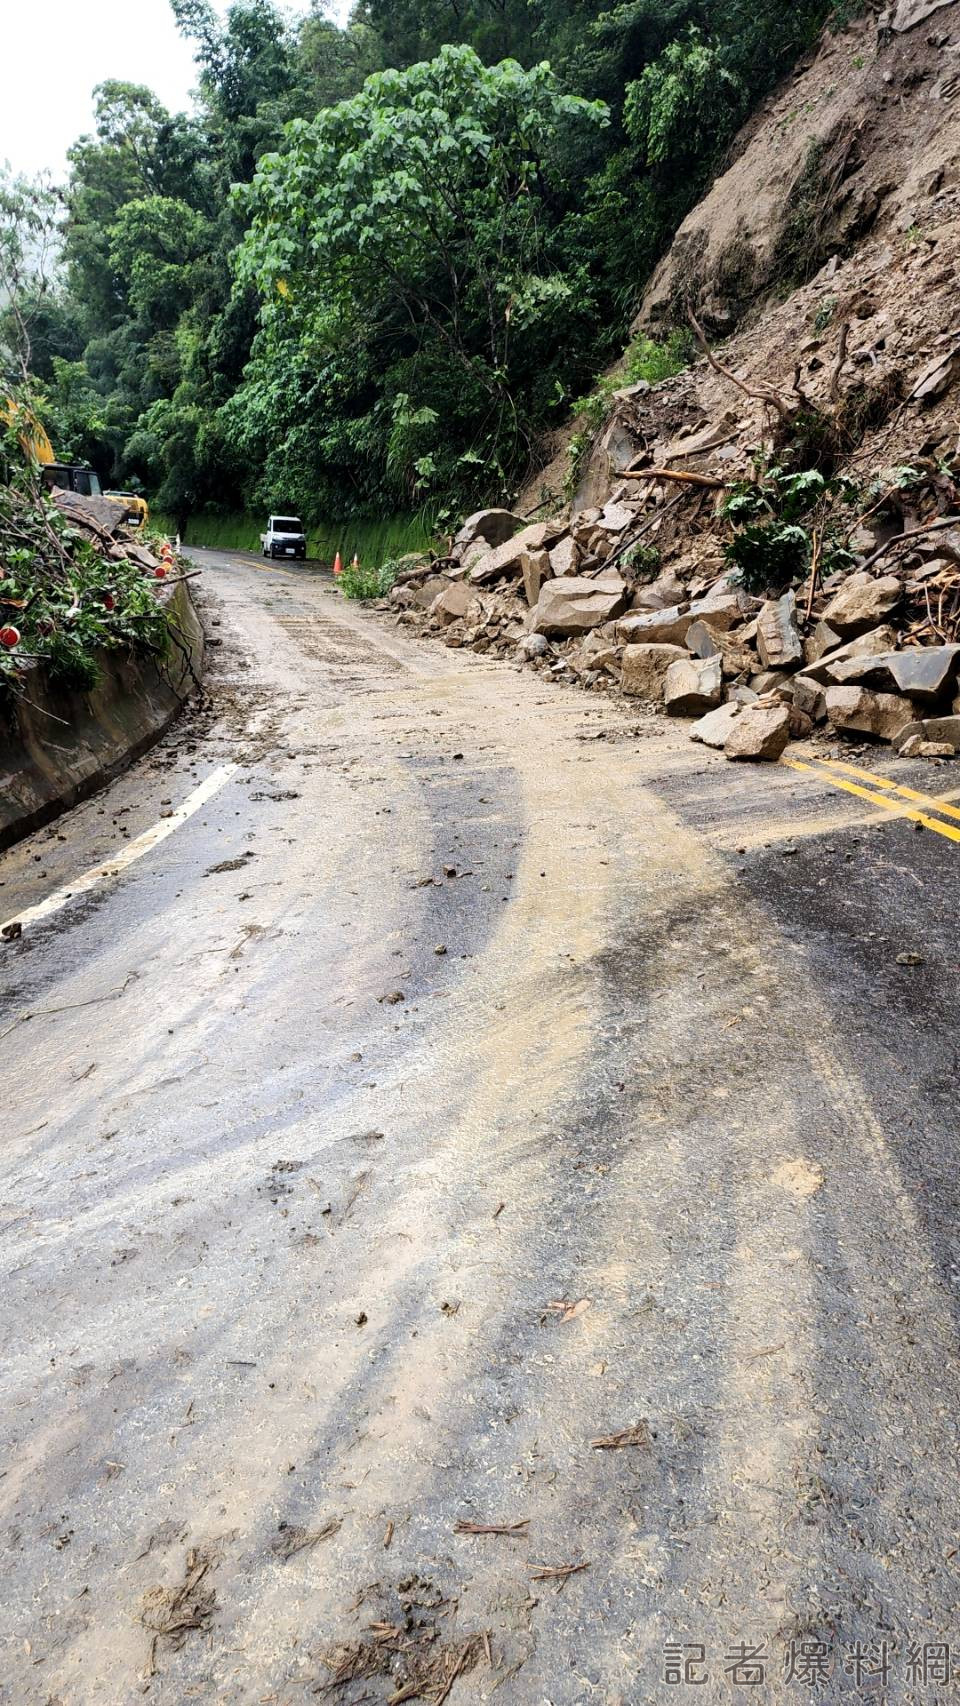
[2,763,238,933]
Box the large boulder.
[549,536,580,578]
[805,619,843,665]
[411,574,449,609]
[885,646,960,704]
[532,575,629,636]
[825,686,916,742]
[757,591,803,670]
[598,500,635,535]
[821,572,902,636]
[664,655,723,716]
[620,642,688,699]
[686,619,755,677]
[521,549,551,608]
[824,645,960,704]
[724,704,792,762]
[615,605,694,647]
[454,508,523,553]
[470,520,566,585]
[571,507,603,544]
[631,568,686,611]
[430,582,478,627]
[891,0,960,30]
[690,701,744,749]
[897,713,960,751]
[802,625,899,684]
[792,674,828,723]
[688,581,747,633]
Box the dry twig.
[529,1561,590,1584]
[591,1423,652,1451]
[454,1519,528,1537]
[860,515,960,574]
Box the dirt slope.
[525,1,960,512]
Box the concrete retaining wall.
[0,581,203,851]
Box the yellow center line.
[782,758,960,845]
[807,756,960,824]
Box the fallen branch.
[860,515,960,574]
[0,972,138,1041]
[271,1518,341,1561]
[791,364,818,413]
[529,1561,590,1584]
[803,530,823,627]
[434,1640,484,1706]
[605,492,686,573]
[620,466,727,490]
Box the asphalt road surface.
[2,548,960,1705]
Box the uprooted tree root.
[685,305,906,475]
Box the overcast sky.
[3,0,350,182]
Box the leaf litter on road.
[315,1622,488,1702]
[140,1546,217,1677]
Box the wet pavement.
[2,550,960,1705]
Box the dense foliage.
[0,413,172,693]
[3,0,858,533]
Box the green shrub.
[565,331,693,496]
[621,542,662,580]
[338,559,401,600]
[623,330,694,386]
[722,457,858,595]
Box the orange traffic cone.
[351,553,360,571]
[333,551,343,577]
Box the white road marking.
[2,764,237,934]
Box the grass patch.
[150,510,438,567]
[565,329,694,498]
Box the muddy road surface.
[2,548,960,1704]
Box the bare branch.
[686,306,795,424]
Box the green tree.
[0,168,63,380]
[234,46,607,501]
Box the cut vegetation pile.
[0,430,189,698]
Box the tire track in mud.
[5,557,960,1702]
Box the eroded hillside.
[386,1,960,766]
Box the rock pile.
[383,492,960,762]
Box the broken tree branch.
[686,306,794,423]
[620,466,727,490]
[860,515,960,574]
[529,1561,590,1583]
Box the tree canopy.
[4,0,855,526]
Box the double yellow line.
[783,755,960,845]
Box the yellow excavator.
[1,396,149,525]
[103,489,150,528]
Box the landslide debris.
[0,436,189,697]
[366,4,960,763]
